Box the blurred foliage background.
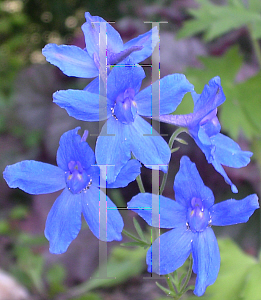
[0,0,261,299]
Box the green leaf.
[240,264,261,300]
[177,0,261,41]
[133,217,146,241]
[46,264,66,296]
[155,281,176,297]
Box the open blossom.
[42,12,159,78]
[3,127,141,254]
[53,64,194,183]
[128,156,259,296]
[159,76,252,193]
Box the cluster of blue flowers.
[3,12,259,297]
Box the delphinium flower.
[42,12,159,79]
[53,64,194,183]
[128,156,259,296]
[159,76,252,193]
[3,127,141,254]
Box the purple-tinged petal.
[95,117,131,183]
[128,115,170,173]
[128,193,187,229]
[107,64,145,101]
[136,74,194,116]
[81,186,123,241]
[82,12,123,59]
[53,89,109,121]
[3,161,65,195]
[45,188,82,254]
[211,133,252,168]
[174,156,215,209]
[57,127,95,171]
[210,194,259,226]
[123,26,159,64]
[192,227,220,296]
[107,159,141,188]
[146,228,192,274]
[42,44,98,78]
[159,113,195,127]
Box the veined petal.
[107,159,141,188]
[57,127,95,171]
[146,228,192,274]
[123,26,159,63]
[107,64,145,101]
[82,12,123,59]
[95,117,131,183]
[192,228,220,296]
[174,156,215,209]
[81,186,123,241]
[3,161,65,194]
[210,194,259,226]
[53,89,109,121]
[211,133,252,168]
[42,44,98,78]
[128,115,170,173]
[128,193,187,229]
[45,188,82,254]
[136,74,193,116]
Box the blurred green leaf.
[178,0,261,41]
[70,293,102,300]
[9,205,29,220]
[46,264,66,296]
[240,263,261,300]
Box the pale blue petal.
[53,89,109,121]
[57,127,95,171]
[128,115,170,173]
[42,44,98,78]
[95,117,131,183]
[128,193,187,228]
[210,194,259,226]
[146,228,192,274]
[123,26,159,63]
[192,228,220,296]
[211,133,252,168]
[136,74,194,116]
[81,186,123,241]
[107,64,145,101]
[107,159,141,188]
[45,188,82,254]
[3,161,65,194]
[174,156,215,209]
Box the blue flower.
[42,12,159,78]
[127,156,259,296]
[3,127,141,254]
[159,76,252,193]
[53,65,194,183]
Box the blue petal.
[146,228,192,274]
[84,77,99,93]
[95,117,131,183]
[42,44,98,78]
[128,115,170,173]
[123,26,159,63]
[128,193,187,228]
[45,188,82,254]
[174,156,215,209]
[192,228,220,296]
[136,74,194,116]
[81,186,123,241]
[193,76,225,114]
[57,127,95,171]
[211,133,252,168]
[107,64,145,102]
[107,159,141,188]
[82,12,123,60]
[3,161,65,195]
[210,194,259,226]
[53,89,109,121]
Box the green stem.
[165,275,177,295]
[136,174,145,193]
[248,23,261,68]
[180,254,193,294]
[160,127,188,195]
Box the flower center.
[65,161,92,194]
[112,88,137,124]
[200,109,221,137]
[186,197,210,232]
